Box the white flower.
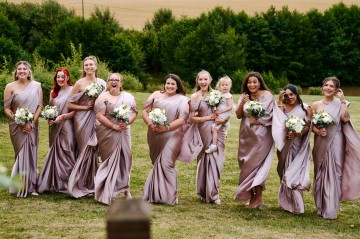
[13,107,34,125]
[148,108,168,126]
[41,105,59,120]
[84,82,104,98]
[110,104,132,123]
[312,110,335,128]
[204,90,222,107]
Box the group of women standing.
[4,58,360,220]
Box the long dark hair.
[241,72,271,95]
[162,73,186,95]
[283,84,306,113]
[51,67,72,99]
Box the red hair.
[51,67,72,98]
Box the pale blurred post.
[107,199,152,239]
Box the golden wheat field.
[8,0,360,30]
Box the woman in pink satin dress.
[187,70,227,205]
[142,74,189,205]
[37,67,76,193]
[311,77,360,219]
[272,84,312,214]
[3,60,43,197]
[94,73,138,204]
[67,56,106,198]
[234,72,275,209]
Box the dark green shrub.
[308,86,322,95]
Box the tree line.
[1,0,360,91]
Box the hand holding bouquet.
[285,115,305,133]
[204,90,222,109]
[84,82,104,98]
[148,108,169,126]
[243,100,268,127]
[41,105,59,120]
[109,104,132,124]
[312,110,335,129]
[13,107,34,126]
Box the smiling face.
[16,63,30,80]
[284,89,298,105]
[108,73,123,90]
[164,78,177,95]
[197,72,211,92]
[247,76,260,94]
[322,79,338,97]
[83,59,97,75]
[56,71,69,88]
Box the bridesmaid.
[187,70,227,204]
[234,72,275,208]
[3,60,43,197]
[67,56,106,198]
[94,73,138,204]
[272,84,312,214]
[142,74,189,205]
[37,67,76,193]
[311,77,360,219]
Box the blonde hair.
[13,60,33,81]
[195,70,213,91]
[215,75,232,90]
[107,72,124,91]
[81,55,99,77]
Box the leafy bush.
[262,71,289,94]
[308,86,322,95]
[121,72,143,92]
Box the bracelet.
[148,122,152,126]
[341,101,346,104]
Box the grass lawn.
[0,93,359,239]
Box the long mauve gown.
[272,104,311,214]
[180,99,226,203]
[142,94,189,205]
[67,78,106,198]
[312,98,360,219]
[234,92,275,202]
[5,81,42,197]
[37,86,76,193]
[94,92,137,205]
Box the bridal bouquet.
[243,100,267,127]
[84,82,104,98]
[41,105,59,120]
[312,110,336,128]
[204,90,222,108]
[109,104,132,124]
[148,108,169,126]
[13,107,34,126]
[285,115,305,133]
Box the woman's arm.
[3,84,14,121]
[235,94,248,119]
[67,82,94,111]
[337,89,350,123]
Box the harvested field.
[8,0,360,29]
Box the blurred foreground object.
[0,164,23,189]
[107,199,152,239]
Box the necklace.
[322,99,332,105]
[109,90,121,96]
[250,91,260,100]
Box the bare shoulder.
[311,100,322,111]
[190,92,201,101]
